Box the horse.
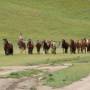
[61,39,69,54]
[87,39,90,52]
[76,40,81,54]
[42,40,51,54]
[80,39,87,53]
[3,39,13,55]
[36,40,42,54]
[27,39,34,54]
[17,40,26,54]
[70,40,76,54]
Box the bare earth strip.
[0,64,71,90]
[0,64,71,75]
[0,64,90,90]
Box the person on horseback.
[17,33,26,54]
[18,32,24,41]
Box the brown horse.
[36,40,42,54]
[42,40,51,54]
[87,39,90,52]
[70,40,76,54]
[80,39,87,53]
[27,39,34,54]
[76,40,81,54]
[3,39,13,55]
[18,40,26,54]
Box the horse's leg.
[77,48,79,54]
[28,48,31,54]
[85,47,87,53]
[5,50,8,55]
[78,48,80,54]
[31,48,33,54]
[62,48,65,54]
[10,48,13,55]
[65,48,67,53]
[24,49,26,54]
[45,49,47,54]
[81,47,83,54]
[20,49,23,54]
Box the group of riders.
[3,33,90,55]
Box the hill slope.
[0,0,90,41]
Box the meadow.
[0,0,90,42]
[0,0,90,88]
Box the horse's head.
[3,38,8,44]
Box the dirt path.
[0,64,71,90]
[0,64,90,90]
[0,64,71,75]
[0,75,90,90]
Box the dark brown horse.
[70,40,76,54]
[42,40,51,54]
[36,40,42,54]
[61,39,69,53]
[87,39,90,52]
[3,39,13,55]
[27,39,34,54]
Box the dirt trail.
[0,64,71,75]
[0,64,71,90]
[0,75,89,90]
[0,64,90,90]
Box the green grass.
[0,0,90,43]
[44,63,90,88]
[0,0,90,88]
[2,54,90,87]
[6,69,42,78]
[0,53,90,66]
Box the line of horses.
[3,38,90,55]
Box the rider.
[18,32,24,41]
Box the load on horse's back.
[17,33,26,54]
[51,41,57,54]
[3,39,13,55]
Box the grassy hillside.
[0,0,90,42]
